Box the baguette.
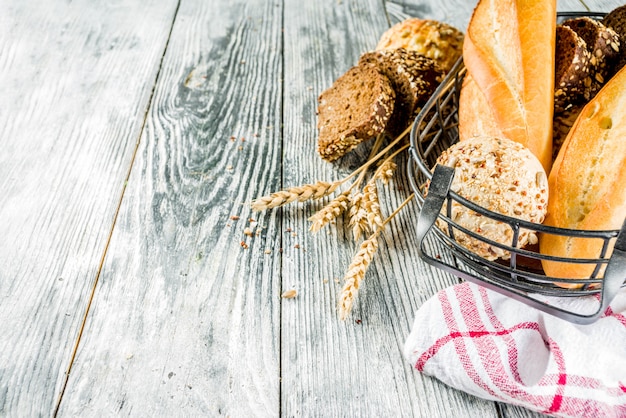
[460,0,556,172]
[540,65,626,280]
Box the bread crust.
[317,64,395,161]
[540,65,626,279]
[462,0,556,173]
[375,18,464,73]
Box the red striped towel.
[404,282,626,417]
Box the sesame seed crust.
[430,136,548,261]
[359,49,444,136]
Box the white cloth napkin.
[404,282,626,417]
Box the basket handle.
[600,218,626,313]
[416,164,454,263]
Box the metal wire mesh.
[406,33,626,324]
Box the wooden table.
[1,0,620,416]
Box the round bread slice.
[562,17,620,100]
[554,25,592,113]
[317,64,395,162]
[430,136,548,261]
[375,18,464,73]
[602,4,626,74]
[358,49,443,136]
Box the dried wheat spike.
[377,160,397,184]
[363,181,383,231]
[308,191,350,233]
[338,236,379,320]
[251,181,341,211]
[348,192,370,241]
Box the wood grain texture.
[0,1,177,416]
[279,0,497,416]
[56,0,284,416]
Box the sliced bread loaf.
[562,17,620,100]
[602,4,626,74]
[317,64,395,162]
[358,49,443,136]
[554,25,592,113]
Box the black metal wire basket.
[407,14,626,324]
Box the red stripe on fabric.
[543,337,567,415]
[477,286,524,384]
[432,289,501,398]
[604,306,626,328]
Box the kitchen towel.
[404,282,626,417]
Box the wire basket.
[407,15,626,324]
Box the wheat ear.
[338,236,379,320]
[308,191,350,233]
[251,180,341,211]
[348,192,370,241]
[363,180,383,231]
[338,193,415,320]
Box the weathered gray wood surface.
[0,0,619,417]
[0,1,179,416]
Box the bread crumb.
[243,228,253,237]
[240,241,249,249]
[230,215,240,221]
[281,289,297,299]
[264,249,272,254]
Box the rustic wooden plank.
[0,1,177,416]
[55,0,284,416]
[279,0,499,416]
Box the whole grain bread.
[562,17,620,100]
[554,25,592,113]
[359,49,443,136]
[375,18,464,73]
[317,64,395,162]
[602,4,626,74]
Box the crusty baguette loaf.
[540,65,626,280]
[458,74,502,140]
[461,0,556,172]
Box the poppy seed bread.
[562,17,620,100]
[358,49,444,136]
[317,64,395,162]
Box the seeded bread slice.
[358,49,443,136]
[603,4,626,74]
[562,17,620,100]
[317,64,395,162]
[554,25,592,113]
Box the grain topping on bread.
[562,17,620,100]
[603,4,626,74]
[359,49,443,135]
[554,25,592,113]
[432,136,548,260]
[317,64,395,162]
[375,18,464,73]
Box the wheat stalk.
[338,193,415,320]
[251,126,411,212]
[363,180,383,231]
[251,180,341,211]
[337,236,379,320]
[348,192,370,241]
[308,191,350,233]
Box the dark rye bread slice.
[603,4,626,74]
[554,25,591,113]
[562,17,620,100]
[317,64,395,162]
[358,49,443,136]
